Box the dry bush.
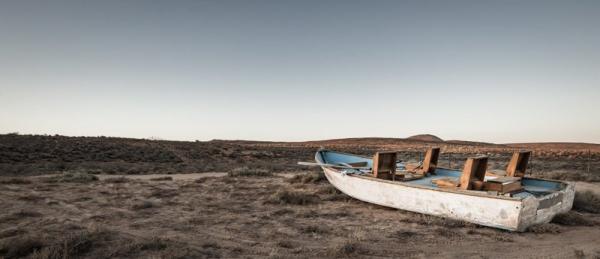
[17,194,44,202]
[149,176,173,181]
[528,223,561,234]
[103,177,130,183]
[300,225,330,235]
[0,228,25,239]
[132,237,168,251]
[317,185,351,201]
[331,240,368,257]
[573,249,585,259]
[228,167,272,177]
[147,188,178,198]
[434,228,463,238]
[43,172,98,183]
[573,190,600,213]
[288,172,326,184]
[389,230,419,241]
[268,190,320,205]
[0,235,44,258]
[276,240,295,249]
[399,212,472,228]
[0,178,31,184]
[551,211,596,226]
[316,185,341,195]
[493,234,514,242]
[0,210,42,222]
[30,230,108,259]
[533,170,600,182]
[131,200,157,210]
[194,177,215,183]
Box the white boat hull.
[322,167,575,231]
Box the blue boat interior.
[318,150,565,199]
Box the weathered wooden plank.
[506,151,531,177]
[373,152,396,180]
[459,156,488,190]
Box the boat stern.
[517,182,576,231]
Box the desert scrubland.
[1,134,600,258]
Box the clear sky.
[1,0,599,143]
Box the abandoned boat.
[302,148,574,231]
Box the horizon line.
[2,132,599,146]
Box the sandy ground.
[1,172,599,258]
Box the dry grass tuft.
[317,185,351,201]
[573,249,585,258]
[103,177,130,183]
[269,190,320,205]
[399,212,472,228]
[528,223,562,234]
[288,172,326,184]
[0,228,25,239]
[134,236,168,251]
[1,210,42,222]
[573,190,600,214]
[228,167,272,177]
[552,211,597,226]
[434,228,463,238]
[300,225,330,235]
[43,172,98,183]
[533,170,600,182]
[0,178,32,184]
[492,234,514,242]
[131,200,157,210]
[276,240,295,249]
[31,230,107,259]
[0,236,44,258]
[332,240,368,257]
[389,230,419,241]
[149,176,173,181]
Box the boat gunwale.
[317,149,572,202]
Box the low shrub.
[149,176,173,181]
[288,172,326,184]
[399,212,472,228]
[331,240,368,257]
[0,178,32,184]
[269,190,320,205]
[528,223,561,234]
[552,211,596,226]
[131,200,156,210]
[573,190,600,213]
[228,167,272,177]
[43,172,98,183]
[103,177,130,183]
[0,236,43,258]
[299,225,329,235]
[533,171,600,182]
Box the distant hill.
[406,134,443,142]
[506,142,600,151]
[1,133,598,176]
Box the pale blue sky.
[1,0,599,143]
